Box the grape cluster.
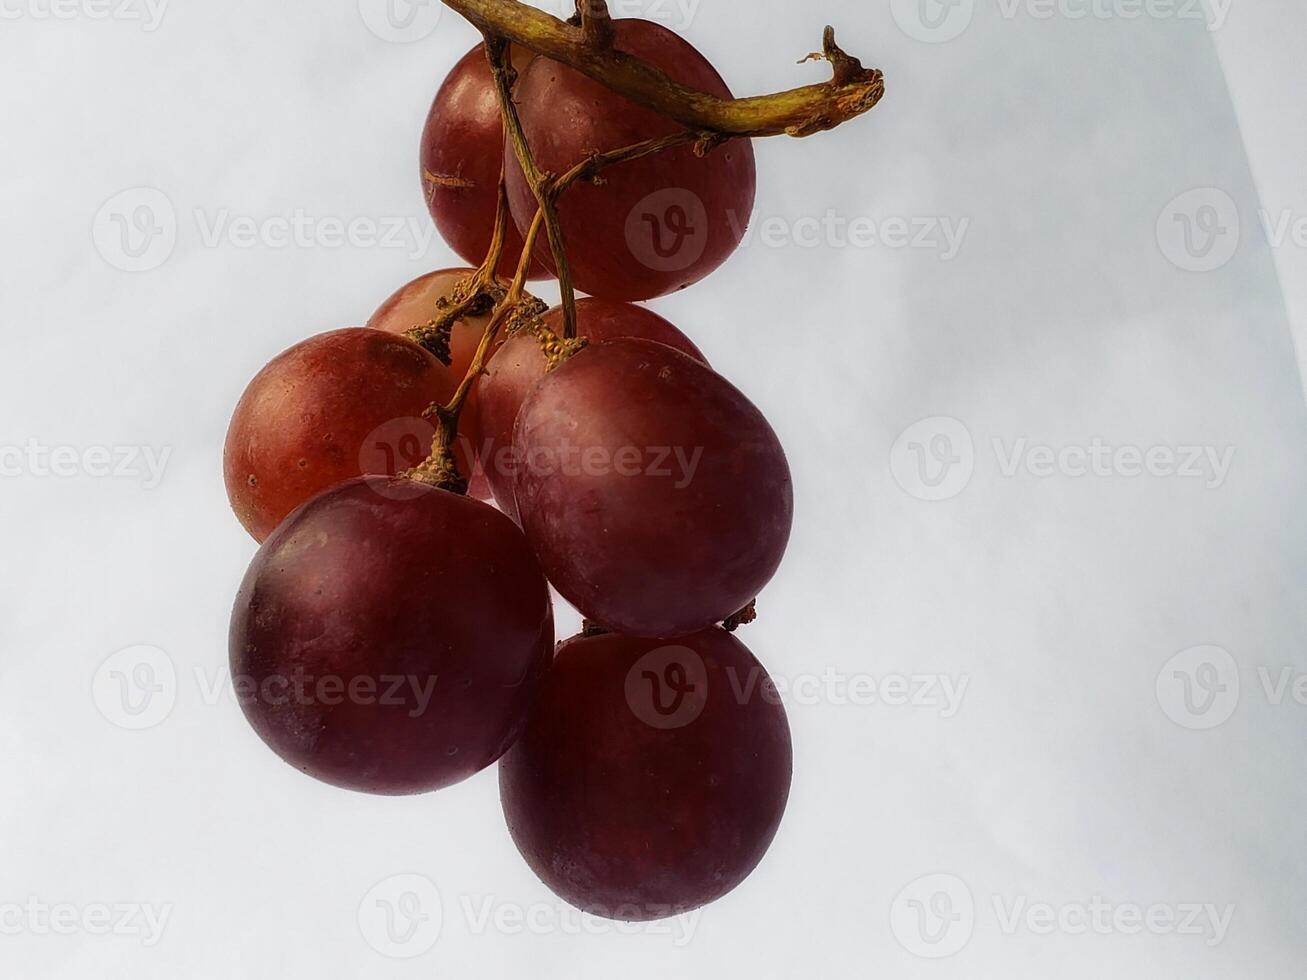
[224,18,812,922]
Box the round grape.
[231,476,553,794]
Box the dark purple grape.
[230,476,553,795]
[513,338,792,638]
[476,298,706,521]
[500,628,792,919]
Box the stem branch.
[441,0,884,137]
[484,34,579,339]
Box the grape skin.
[223,328,455,542]
[500,628,792,919]
[505,19,756,301]
[421,45,544,279]
[476,297,707,520]
[231,476,553,795]
[513,338,792,638]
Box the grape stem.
[574,0,613,48]
[403,177,512,359]
[441,0,885,137]
[484,34,581,341]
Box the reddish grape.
[422,45,544,278]
[505,19,756,301]
[224,328,456,542]
[231,477,553,795]
[476,297,707,520]
[500,628,791,919]
[513,338,792,638]
[368,267,496,498]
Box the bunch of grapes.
[223,1,882,922]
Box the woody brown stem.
[442,0,885,137]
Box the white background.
[2,1,1306,977]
